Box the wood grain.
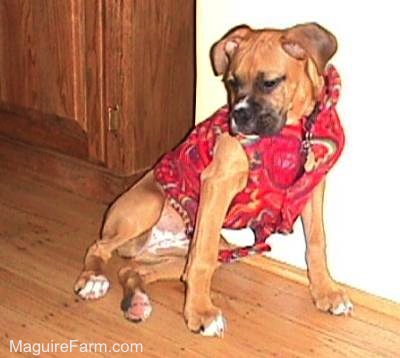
[0,102,88,159]
[130,0,195,171]
[0,0,85,121]
[105,0,195,175]
[0,135,143,204]
[244,255,400,320]
[0,168,399,357]
[84,0,106,165]
[0,0,96,162]
[0,0,195,181]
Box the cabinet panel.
[0,0,104,162]
[131,0,195,171]
[0,0,84,120]
[105,0,195,175]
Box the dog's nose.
[232,107,251,126]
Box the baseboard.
[243,255,400,320]
[0,135,147,204]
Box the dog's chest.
[246,134,305,189]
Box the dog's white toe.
[78,275,110,300]
[331,300,353,316]
[200,314,227,338]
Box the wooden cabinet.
[0,0,195,202]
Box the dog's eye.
[263,80,278,89]
[259,75,286,93]
[226,77,241,91]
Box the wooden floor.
[0,167,399,357]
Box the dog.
[74,22,353,338]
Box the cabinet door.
[104,0,195,176]
[0,0,105,164]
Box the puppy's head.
[211,23,337,136]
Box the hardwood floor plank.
[245,255,400,321]
[0,167,105,229]
[1,167,399,357]
[221,264,400,355]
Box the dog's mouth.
[230,101,287,137]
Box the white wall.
[196,0,400,302]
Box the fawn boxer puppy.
[75,23,352,338]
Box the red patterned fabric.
[154,65,345,262]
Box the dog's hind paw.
[200,313,227,338]
[75,274,110,300]
[121,290,152,323]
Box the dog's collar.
[301,64,341,153]
[301,102,320,153]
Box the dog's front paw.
[74,273,110,300]
[311,282,353,316]
[185,305,226,338]
[200,313,227,337]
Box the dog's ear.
[210,25,252,76]
[281,23,337,74]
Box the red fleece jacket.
[154,65,345,262]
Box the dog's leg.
[183,133,248,337]
[74,171,165,300]
[118,255,186,322]
[302,179,353,315]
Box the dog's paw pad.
[331,300,353,316]
[77,275,110,300]
[122,290,152,323]
[200,314,227,338]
